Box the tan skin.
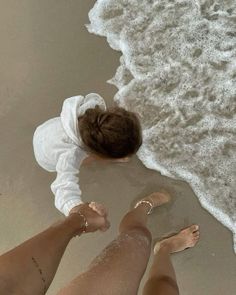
[0,211,109,295]
[0,192,199,295]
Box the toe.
[193,234,200,243]
[193,231,200,238]
[190,224,199,233]
[194,239,200,244]
[154,242,161,254]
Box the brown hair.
[78,106,142,158]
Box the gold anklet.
[134,200,153,215]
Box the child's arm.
[51,147,87,216]
[51,148,110,232]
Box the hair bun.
[78,106,142,158]
[84,107,106,134]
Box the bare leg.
[57,192,170,295]
[143,225,200,295]
[0,214,85,295]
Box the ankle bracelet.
[134,200,153,215]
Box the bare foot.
[154,225,200,254]
[143,191,171,208]
[134,191,171,215]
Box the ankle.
[134,201,152,215]
[154,242,172,255]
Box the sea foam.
[87,0,236,252]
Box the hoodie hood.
[60,93,106,145]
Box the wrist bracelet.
[77,211,89,235]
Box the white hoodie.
[33,93,106,216]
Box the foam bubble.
[88,0,236,252]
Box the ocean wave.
[87,0,236,252]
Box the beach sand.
[0,1,235,294]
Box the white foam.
[87,0,236,252]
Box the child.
[33,93,142,221]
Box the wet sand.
[0,1,235,294]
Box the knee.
[119,225,152,245]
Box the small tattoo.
[32,257,47,294]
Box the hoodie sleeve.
[51,147,87,216]
[84,93,107,111]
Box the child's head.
[78,106,142,159]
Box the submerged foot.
[144,191,171,208]
[154,225,200,254]
[135,190,171,214]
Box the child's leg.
[142,225,200,295]
[57,193,169,295]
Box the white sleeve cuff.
[61,199,84,216]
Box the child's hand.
[89,202,109,232]
[69,203,110,233]
[89,202,108,217]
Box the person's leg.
[57,192,170,295]
[142,225,200,295]
[0,214,89,295]
[118,191,170,233]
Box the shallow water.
[87,0,236,251]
